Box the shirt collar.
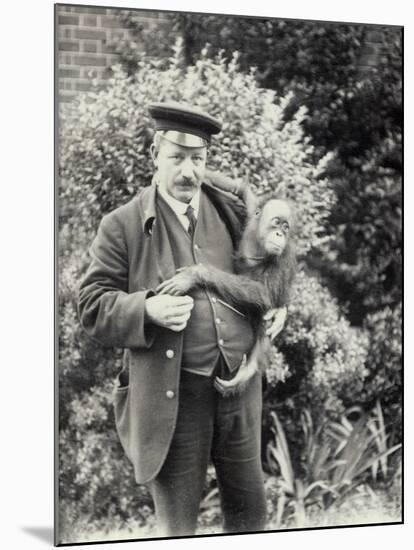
[157,183,200,219]
[141,176,209,235]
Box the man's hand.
[263,307,288,342]
[145,294,194,332]
[156,266,199,296]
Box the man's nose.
[180,158,195,179]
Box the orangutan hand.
[214,354,258,397]
[263,306,287,342]
[156,266,199,296]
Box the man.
[78,102,283,537]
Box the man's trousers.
[148,362,267,537]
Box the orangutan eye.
[271,218,289,234]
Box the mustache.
[175,178,197,186]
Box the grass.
[59,475,400,544]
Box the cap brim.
[158,131,207,148]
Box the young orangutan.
[156,173,297,395]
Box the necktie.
[185,205,197,238]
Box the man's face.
[152,139,207,203]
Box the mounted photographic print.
[55,2,403,545]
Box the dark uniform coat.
[78,181,248,483]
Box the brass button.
[216,318,221,324]
[194,244,200,250]
[166,390,175,399]
[211,297,217,304]
[166,349,174,359]
[218,338,224,346]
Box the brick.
[83,7,108,15]
[74,54,107,66]
[74,80,93,92]
[81,66,113,80]
[100,15,124,28]
[59,91,77,103]
[120,9,167,20]
[59,40,79,52]
[57,5,77,14]
[82,15,97,27]
[59,67,80,78]
[60,80,72,91]
[58,52,72,65]
[103,42,117,54]
[57,26,71,40]
[135,15,166,24]
[106,53,121,66]
[83,41,98,53]
[81,67,101,79]
[106,7,132,17]
[58,14,79,25]
[74,28,106,40]
[109,30,127,42]
[57,27,72,39]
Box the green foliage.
[59,253,124,429]
[59,381,154,543]
[266,405,401,528]
[173,15,365,93]
[264,274,401,466]
[264,269,369,459]
[60,43,334,257]
[266,410,329,527]
[360,304,402,436]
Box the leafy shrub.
[263,270,369,462]
[58,382,153,543]
[360,303,402,437]
[60,42,334,257]
[266,405,401,528]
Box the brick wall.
[56,3,172,103]
[57,5,393,104]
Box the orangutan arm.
[156,263,270,314]
[205,170,258,218]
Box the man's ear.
[150,143,158,167]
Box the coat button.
[166,390,175,399]
[218,338,224,346]
[166,349,174,359]
[212,297,217,304]
[216,318,221,324]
